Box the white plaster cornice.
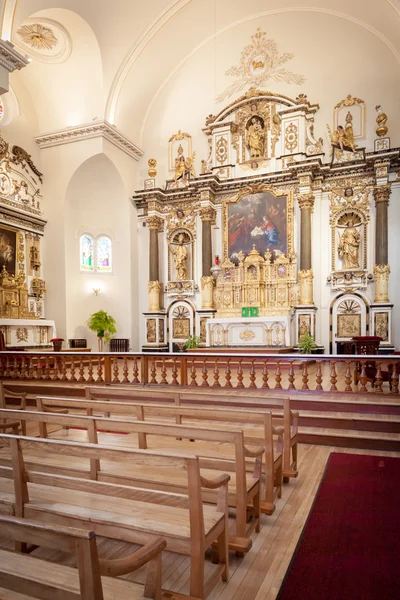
[35,120,144,161]
[0,40,28,72]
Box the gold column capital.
[199,205,216,222]
[297,193,315,211]
[147,215,164,231]
[373,184,391,204]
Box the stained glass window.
[96,235,112,273]
[80,234,94,271]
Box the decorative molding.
[13,18,72,65]
[0,40,29,73]
[35,120,143,161]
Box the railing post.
[103,356,112,384]
[141,355,149,384]
[180,356,188,386]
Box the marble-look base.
[0,318,56,347]
[206,316,292,347]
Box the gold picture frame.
[222,183,294,262]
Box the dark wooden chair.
[353,337,400,389]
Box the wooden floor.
[1,438,399,599]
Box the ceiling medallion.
[17,23,58,51]
[217,28,305,103]
[13,18,72,64]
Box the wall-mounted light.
[93,288,100,296]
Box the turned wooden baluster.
[20,357,27,379]
[161,359,168,385]
[13,356,19,379]
[249,360,256,388]
[59,356,67,381]
[171,359,178,385]
[69,358,76,382]
[4,356,11,378]
[78,360,85,382]
[315,362,323,390]
[236,360,244,388]
[391,369,399,395]
[87,358,94,383]
[374,362,383,394]
[275,361,282,390]
[190,361,198,386]
[150,359,157,384]
[132,356,139,383]
[123,357,130,383]
[262,361,269,389]
[330,360,338,391]
[344,362,352,392]
[44,356,51,381]
[201,360,209,387]
[302,363,309,390]
[28,356,34,380]
[213,360,220,387]
[112,357,120,383]
[225,360,232,387]
[288,361,295,390]
[96,358,104,383]
[358,361,368,393]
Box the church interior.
[0,1,399,599]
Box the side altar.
[207,316,291,348]
[0,130,51,348]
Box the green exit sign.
[241,307,258,317]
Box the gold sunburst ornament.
[17,24,58,51]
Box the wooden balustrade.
[0,351,399,395]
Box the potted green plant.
[297,332,317,354]
[185,335,202,351]
[86,310,116,351]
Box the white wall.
[64,153,132,349]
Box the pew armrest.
[272,426,284,436]
[99,537,166,577]
[244,445,264,459]
[200,473,231,490]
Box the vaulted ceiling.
[1,0,400,144]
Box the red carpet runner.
[277,452,400,600]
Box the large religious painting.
[0,225,17,276]
[223,186,293,265]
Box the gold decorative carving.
[166,206,196,239]
[337,314,361,338]
[200,275,215,309]
[147,158,157,178]
[169,233,189,281]
[216,137,228,164]
[334,95,366,140]
[375,105,388,138]
[239,328,256,341]
[217,28,305,103]
[373,184,391,204]
[299,269,314,305]
[16,327,28,342]
[200,317,208,343]
[297,194,315,212]
[173,318,190,338]
[146,319,156,343]
[158,319,165,343]
[298,314,311,341]
[148,280,162,312]
[146,215,164,231]
[374,312,388,341]
[374,264,390,303]
[17,23,58,50]
[31,277,46,298]
[284,122,298,152]
[199,206,216,222]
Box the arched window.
[80,234,94,271]
[96,235,112,273]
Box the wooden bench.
[0,380,27,436]
[85,386,299,480]
[0,514,166,599]
[0,433,229,599]
[0,407,261,549]
[37,395,282,515]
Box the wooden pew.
[0,380,27,435]
[84,385,299,480]
[0,407,261,549]
[0,433,229,599]
[0,514,166,599]
[37,395,282,515]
